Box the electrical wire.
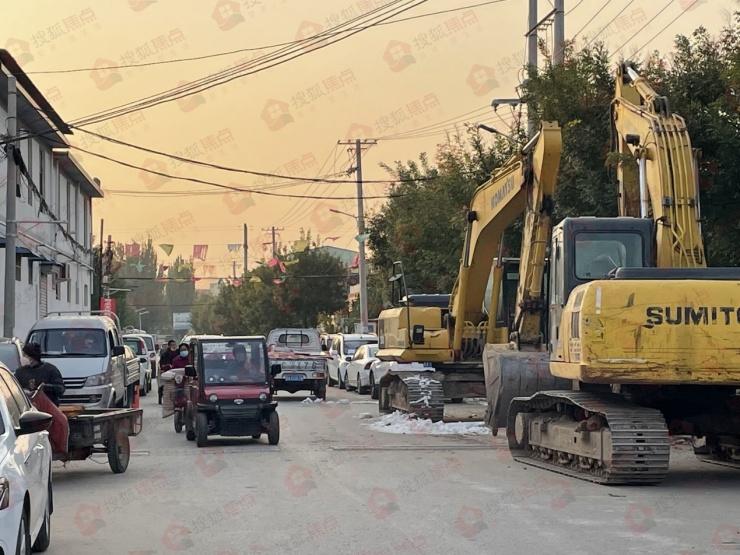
[26,0,509,75]
[609,0,675,59]
[631,0,699,56]
[571,0,611,40]
[581,0,635,49]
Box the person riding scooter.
[15,342,65,405]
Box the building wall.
[0,102,96,339]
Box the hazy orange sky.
[3,0,735,281]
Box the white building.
[0,49,103,339]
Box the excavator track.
[507,391,670,485]
[383,374,445,422]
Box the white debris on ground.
[356,412,374,419]
[300,397,323,405]
[368,411,490,435]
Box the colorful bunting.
[193,244,208,260]
[159,244,174,256]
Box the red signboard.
[99,297,117,315]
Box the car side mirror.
[111,345,125,356]
[17,411,53,436]
[412,324,425,345]
[184,365,197,378]
[345,356,352,362]
[270,364,282,377]
[139,357,147,363]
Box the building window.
[27,258,33,285]
[84,284,89,306]
[15,254,22,281]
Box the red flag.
[267,257,280,268]
[324,236,340,242]
[125,242,140,257]
[351,254,359,269]
[192,244,208,260]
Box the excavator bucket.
[482,344,570,434]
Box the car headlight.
[0,477,9,510]
[85,371,111,386]
[209,394,218,402]
[259,392,268,401]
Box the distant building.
[315,245,357,267]
[0,49,103,338]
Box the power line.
[609,0,675,59]
[571,0,611,40]
[631,0,699,56]
[26,0,509,75]
[581,0,635,49]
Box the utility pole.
[243,224,248,276]
[103,234,113,300]
[232,260,237,279]
[337,138,377,333]
[553,0,565,66]
[526,0,538,139]
[3,71,17,337]
[262,226,283,258]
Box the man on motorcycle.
[158,340,179,404]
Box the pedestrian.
[15,342,66,405]
[157,339,178,404]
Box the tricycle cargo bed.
[67,408,143,448]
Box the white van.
[26,315,137,408]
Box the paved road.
[48,385,740,554]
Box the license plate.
[285,374,304,382]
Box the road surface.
[48,386,740,554]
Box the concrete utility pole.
[243,224,248,276]
[3,71,17,337]
[526,0,538,139]
[554,0,565,66]
[337,138,377,333]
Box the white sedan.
[345,344,380,394]
[0,364,54,554]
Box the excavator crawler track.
[507,391,670,485]
[386,375,445,422]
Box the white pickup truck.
[267,328,329,400]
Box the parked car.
[123,334,153,396]
[327,333,378,389]
[122,328,159,380]
[0,337,23,372]
[0,363,53,554]
[26,314,138,408]
[344,343,380,394]
[267,328,328,399]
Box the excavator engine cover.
[483,344,569,433]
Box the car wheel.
[174,411,183,433]
[267,411,280,445]
[17,507,31,555]
[338,370,345,390]
[370,373,378,400]
[32,482,52,552]
[140,379,147,397]
[315,383,327,400]
[356,374,363,394]
[186,429,196,441]
[196,412,209,448]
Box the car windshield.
[201,340,266,384]
[0,344,20,371]
[365,345,379,358]
[27,329,107,357]
[141,336,154,351]
[345,339,377,356]
[124,338,146,355]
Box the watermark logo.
[74,503,106,537]
[344,123,373,140]
[129,0,156,11]
[224,189,256,214]
[90,59,123,91]
[139,158,171,190]
[161,522,194,551]
[5,38,34,65]
[261,99,294,131]
[194,449,227,477]
[295,21,326,51]
[284,464,316,497]
[177,82,206,112]
[367,488,399,519]
[624,503,656,534]
[466,64,499,96]
[454,506,487,539]
[213,0,245,30]
[383,40,416,72]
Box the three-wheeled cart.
[57,407,143,473]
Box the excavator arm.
[450,122,562,355]
[613,64,706,267]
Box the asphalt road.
[48,384,740,554]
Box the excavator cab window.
[574,232,643,279]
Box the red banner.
[99,297,117,315]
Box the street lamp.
[327,207,369,333]
[135,308,149,330]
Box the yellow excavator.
[376,121,565,421]
[484,64,740,484]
